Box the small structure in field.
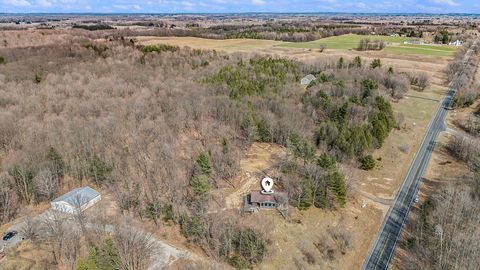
[244,191,288,213]
[449,40,463,46]
[51,186,101,214]
[301,74,316,86]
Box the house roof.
[250,191,288,204]
[301,74,316,84]
[52,186,100,206]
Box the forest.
[0,29,416,269]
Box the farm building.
[449,40,463,46]
[244,191,288,213]
[300,74,316,86]
[50,186,101,214]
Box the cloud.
[112,4,143,10]
[36,0,51,7]
[429,0,458,6]
[3,0,31,7]
[251,0,265,5]
[356,1,366,8]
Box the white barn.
[301,74,316,86]
[449,40,463,46]
[50,186,101,214]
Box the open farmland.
[280,34,414,49]
[280,34,458,56]
[385,44,458,57]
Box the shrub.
[370,58,382,69]
[139,44,178,54]
[0,55,4,64]
[34,74,42,84]
[359,155,376,170]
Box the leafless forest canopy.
[0,25,476,269]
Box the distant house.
[244,191,288,213]
[449,40,463,46]
[301,74,316,86]
[51,186,101,214]
[403,40,425,45]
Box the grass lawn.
[279,34,458,57]
[384,44,457,57]
[279,34,414,50]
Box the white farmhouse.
[301,74,316,86]
[449,40,463,46]
[50,186,101,214]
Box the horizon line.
[1,12,480,15]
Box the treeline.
[102,23,371,43]
[357,38,385,51]
[445,39,480,107]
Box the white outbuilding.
[449,40,463,46]
[301,74,316,86]
[50,186,101,214]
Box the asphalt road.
[362,40,479,270]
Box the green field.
[279,34,458,57]
[384,44,457,57]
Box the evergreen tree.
[46,146,65,179]
[76,238,120,270]
[314,183,328,208]
[317,153,336,170]
[195,152,212,176]
[88,155,112,185]
[327,171,347,207]
[191,174,210,198]
[298,177,313,210]
[359,155,376,170]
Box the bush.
[139,44,178,54]
[0,55,4,64]
[370,59,382,69]
[359,155,376,170]
[34,74,42,84]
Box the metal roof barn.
[50,186,101,214]
[301,74,316,86]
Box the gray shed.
[301,74,316,86]
[51,186,101,214]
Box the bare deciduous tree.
[113,224,160,270]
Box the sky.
[1,0,480,14]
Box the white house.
[301,74,316,86]
[51,186,101,214]
[449,40,463,46]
